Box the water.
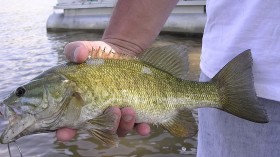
[0,0,202,156]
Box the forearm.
[102,0,178,56]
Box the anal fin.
[161,109,197,137]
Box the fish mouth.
[0,101,19,120]
[0,102,36,144]
[0,114,36,144]
[0,102,8,119]
[0,115,21,143]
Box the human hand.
[56,41,151,141]
[63,41,139,63]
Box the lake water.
[0,0,202,156]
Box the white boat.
[47,0,206,34]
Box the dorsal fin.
[139,45,189,80]
[89,46,135,60]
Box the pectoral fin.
[161,109,197,137]
[64,92,84,122]
[86,109,119,147]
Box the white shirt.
[200,0,280,101]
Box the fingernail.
[73,47,79,62]
[123,115,133,122]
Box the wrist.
[102,38,144,57]
[101,0,178,57]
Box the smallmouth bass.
[0,45,268,146]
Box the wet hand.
[63,41,132,63]
[64,41,115,63]
[56,107,150,141]
[57,41,151,141]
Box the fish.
[0,45,268,147]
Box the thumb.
[64,41,91,63]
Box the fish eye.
[15,87,26,97]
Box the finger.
[117,107,136,137]
[64,41,90,63]
[56,128,77,141]
[134,123,151,136]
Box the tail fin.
[212,50,268,123]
